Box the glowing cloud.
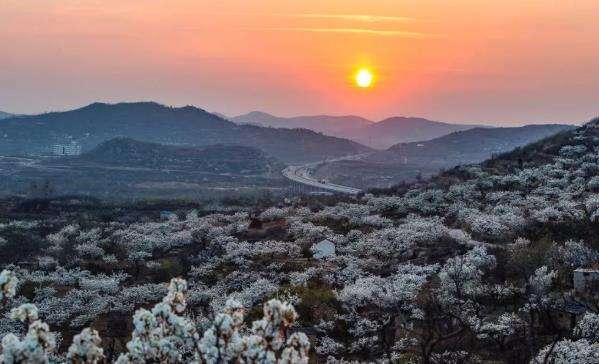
[279,13,417,23]
[266,27,433,37]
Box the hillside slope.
[0,111,12,119]
[369,124,574,165]
[480,119,599,174]
[0,102,371,163]
[314,123,575,188]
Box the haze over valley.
[232,112,485,149]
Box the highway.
[282,164,362,195]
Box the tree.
[0,272,310,363]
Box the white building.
[52,141,82,156]
[311,239,335,259]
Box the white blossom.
[533,339,599,363]
[67,328,104,364]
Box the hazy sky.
[1,1,598,125]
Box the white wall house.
[311,239,335,259]
[52,141,82,156]
[573,268,599,296]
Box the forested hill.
[64,138,282,174]
[0,102,371,163]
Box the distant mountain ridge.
[232,111,372,135]
[232,111,484,149]
[65,138,282,174]
[0,111,13,119]
[0,102,371,163]
[357,117,484,149]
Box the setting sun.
[355,69,374,88]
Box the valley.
[282,165,361,195]
[0,142,291,200]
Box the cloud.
[264,27,434,38]
[278,13,417,23]
[206,11,419,23]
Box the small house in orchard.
[573,268,599,296]
[160,211,177,221]
[311,239,335,259]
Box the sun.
[355,69,374,88]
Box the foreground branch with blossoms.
[0,270,310,363]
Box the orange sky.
[1,0,598,124]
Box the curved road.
[282,164,361,195]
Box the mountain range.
[0,111,12,119]
[0,102,371,163]
[232,111,484,149]
[0,102,581,197]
